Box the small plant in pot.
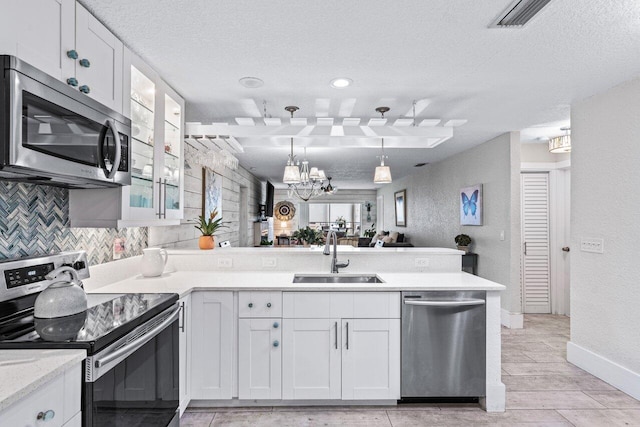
[454,234,472,253]
[292,226,324,246]
[192,208,226,250]
[363,223,376,238]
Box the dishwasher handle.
[403,299,485,307]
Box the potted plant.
[192,208,226,250]
[292,226,324,246]
[454,234,472,253]
[335,216,346,228]
[363,223,376,238]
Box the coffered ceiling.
[80,0,640,189]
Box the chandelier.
[548,127,571,153]
[282,106,329,202]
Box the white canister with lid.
[141,248,168,277]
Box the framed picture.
[394,189,406,227]
[202,167,222,220]
[460,184,482,225]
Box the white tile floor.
[181,315,640,426]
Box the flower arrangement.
[193,208,225,236]
[335,216,346,228]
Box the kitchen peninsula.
[84,247,506,413]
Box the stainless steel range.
[0,251,180,426]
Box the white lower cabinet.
[178,294,192,415]
[0,362,82,426]
[281,292,401,401]
[341,318,400,400]
[238,318,282,399]
[282,318,342,400]
[190,291,234,400]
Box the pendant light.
[282,106,301,184]
[373,107,392,184]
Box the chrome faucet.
[323,230,349,273]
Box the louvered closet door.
[521,173,551,313]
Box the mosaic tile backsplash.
[0,182,147,265]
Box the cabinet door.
[191,291,234,399]
[75,3,123,112]
[341,319,400,400]
[160,82,185,220]
[0,0,75,81]
[238,318,282,399]
[282,318,341,400]
[178,295,192,415]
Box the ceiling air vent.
[490,0,553,28]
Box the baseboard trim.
[501,309,523,329]
[567,341,640,400]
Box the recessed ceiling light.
[330,78,352,89]
[238,77,264,89]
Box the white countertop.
[88,270,505,298]
[0,349,86,411]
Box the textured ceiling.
[80,0,640,189]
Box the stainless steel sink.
[292,274,384,284]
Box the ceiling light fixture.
[282,107,302,184]
[238,76,264,88]
[373,107,392,184]
[330,77,352,89]
[322,176,338,195]
[548,127,571,153]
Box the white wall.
[377,132,522,314]
[568,76,640,393]
[148,140,262,248]
[521,142,570,163]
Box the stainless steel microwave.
[0,55,130,188]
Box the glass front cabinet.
[69,48,184,227]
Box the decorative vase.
[199,235,215,250]
[457,245,469,253]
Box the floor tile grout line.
[208,411,216,427]
[554,409,578,427]
[385,410,394,427]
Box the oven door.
[4,67,130,186]
[84,304,180,427]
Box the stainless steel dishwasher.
[401,291,486,398]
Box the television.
[264,181,274,218]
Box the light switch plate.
[580,238,604,253]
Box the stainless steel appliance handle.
[179,302,185,332]
[105,119,122,179]
[334,321,338,349]
[95,305,180,368]
[403,299,486,307]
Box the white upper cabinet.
[69,48,184,227]
[0,0,75,82]
[74,3,123,112]
[0,1,123,113]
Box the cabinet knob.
[248,303,253,308]
[66,50,78,59]
[273,340,279,347]
[37,410,55,421]
[266,302,272,308]
[66,77,78,87]
[273,321,279,328]
[79,58,91,68]
[79,85,91,94]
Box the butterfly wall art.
[460,184,483,225]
